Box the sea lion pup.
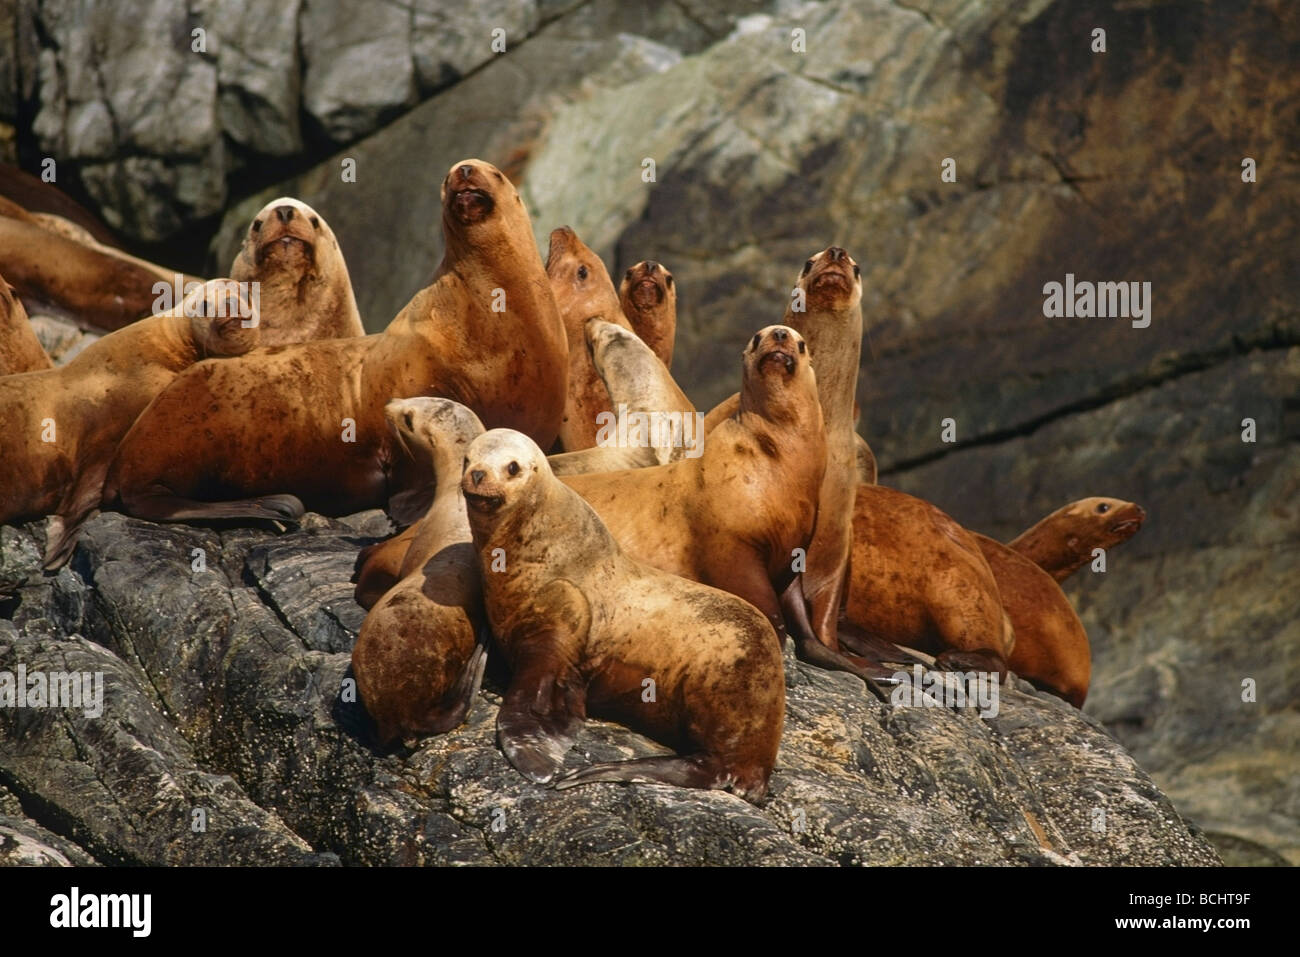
[547,318,697,476]
[0,280,261,567]
[463,428,785,800]
[104,159,568,526]
[618,259,676,368]
[840,485,1015,678]
[0,275,51,375]
[546,226,635,451]
[972,534,1091,708]
[1007,498,1146,582]
[228,197,364,345]
[352,398,489,746]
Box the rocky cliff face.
[0,514,1218,866]
[2,0,1295,864]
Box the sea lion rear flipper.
[555,754,728,795]
[836,620,931,668]
[933,648,1009,683]
[497,643,587,785]
[120,488,305,523]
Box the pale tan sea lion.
[463,428,785,801]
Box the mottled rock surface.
[0,514,1218,866]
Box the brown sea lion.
[700,249,864,660]
[840,484,1015,677]
[974,534,1091,708]
[546,226,634,451]
[0,280,261,567]
[547,318,697,476]
[0,195,203,331]
[463,428,785,800]
[1008,498,1146,582]
[558,325,899,689]
[618,259,676,368]
[352,398,489,746]
[103,159,568,526]
[228,197,364,345]
[0,275,51,375]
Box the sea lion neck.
[782,300,862,429]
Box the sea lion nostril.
[645,261,660,273]
[471,469,485,485]
[275,206,294,223]
[827,246,846,261]
[772,328,787,341]
[458,164,474,181]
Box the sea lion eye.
[798,341,806,354]
[251,219,262,232]
[665,275,674,287]
[463,456,470,471]
[507,461,520,476]
[852,264,860,278]
[801,260,813,276]
[1096,503,1110,514]
[751,333,761,350]
[577,265,589,281]
[625,268,634,280]
[310,215,320,229]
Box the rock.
[0,513,1219,866]
[212,0,303,156]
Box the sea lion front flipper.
[421,627,490,736]
[781,576,896,701]
[43,461,111,570]
[933,648,1009,683]
[497,640,587,785]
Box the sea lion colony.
[0,160,1145,803]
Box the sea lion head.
[384,397,485,463]
[546,226,620,320]
[620,260,675,311]
[740,324,820,424]
[243,197,330,276]
[183,279,261,357]
[796,246,862,311]
[461,429,549,527]
[1068,497,1147,549]
[441,159,516,230]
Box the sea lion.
[463,428,785,800]
[557,325,898,689]
[1008,498,1146,582]
[546,226,635,451]
[0,280,261,568]
[973,534,1091,708]
[228,197,365,345]
[618,259,676,368]
[0,197,202,331]
[0,275,51,375]
[700,249,864,659]
[104,159,568,526]
[547,318,697,476]
[352,398,489,746]
[840,484,1015,677]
